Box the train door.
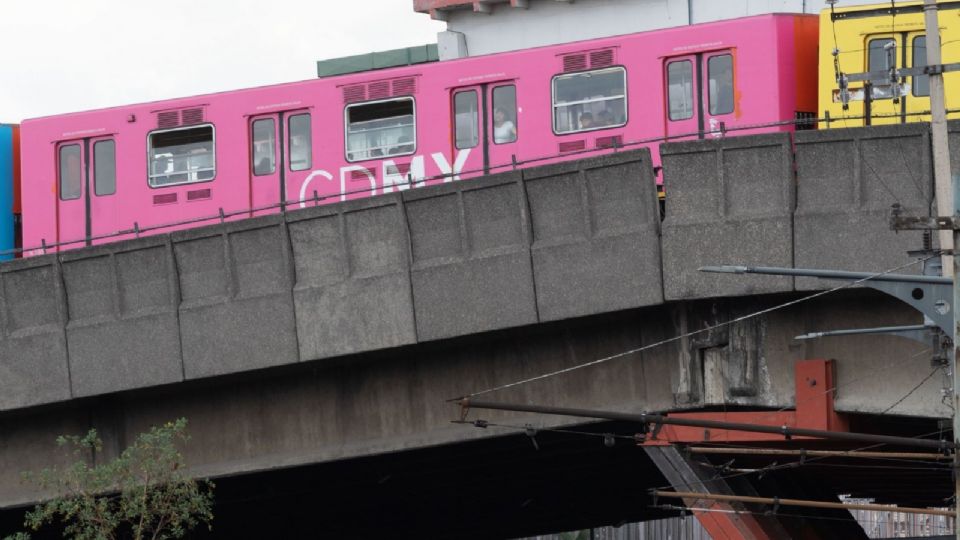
[249,109,312,215]
[664,55,700,140]
[904,31,930,122]
[55,136,118,249]
[702,51,736,137]
[487,83,519,174]
[862,34,905,125]
[451,80,519,177]
[664,50,735,140]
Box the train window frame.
[93,139,116,196]
[146,124,216,189]
[667,60,695,121]
[912,35,930,97]
[707,54,734,116]
[868,37,896,73]
[492,84,518,145]
[58,144,82,201]
[344,96,417,163]
[551,66,628,136]
[288,113,312,172]
[251,118,276,176]
[454,90,479,150]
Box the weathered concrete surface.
[524,152,663,321]
[794,124,933,290]
[661,133,795,300]
[0,289,940,510]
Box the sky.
[0,0,446,122]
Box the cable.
[456,255,932,399]
[882,365,944,414]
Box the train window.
[492,85,518,144]
[707,54,734,115]
[252,119,276,176]
[58,144,82,201]
[93,140,116,196]
[454,91,479,149]
[667,61,694,121]
[913,36,930,97]
[552,66,627,134]
[288,114,312,171]
[147,125,215,188]
[868,38,895,71]
[345,97,415,162]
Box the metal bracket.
[795,324,938,345]
[891,215,960,231]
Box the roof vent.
[562,48,616,72]
[368,81,391,100]
[392,77,417,96]
[157,111,180,129]
[590,49,615,68]
[562,54,588,73]
[343,85,367,103]
[181,108,204,126]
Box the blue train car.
[0,124,17,260]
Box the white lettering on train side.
[297,149,471,208]
[382,156,426,193]
[430,150,470,182]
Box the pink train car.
[20,13,818,253]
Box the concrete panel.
[174,216,298,379]
[524,150,663,321]
[289,194,417,360]
[60,238,183,397]
[795,124,932,290]
[405,172,537,341]
[661,133,795,300]
[0,256,71,410]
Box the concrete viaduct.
[0,122,955,538]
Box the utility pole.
[926,0,955,279]
[925,0,960,534]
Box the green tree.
[4,418,214,540]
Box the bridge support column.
[644,445,785,539]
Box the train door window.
[58,144,82,201]
[492,85,518,144]
[707,54,734,115]
[252,118,276,176]
[552,66,627,134]
[454,91,479,149]
[912,36,930,97]
[288,114,312,171]
[868,38,895,71]
[93,140,116,196]
[345,97,415,162]
[667,60,694,120]
[147,125,215,187]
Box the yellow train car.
[819,0,960,128]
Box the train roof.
[316,44,439,78]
